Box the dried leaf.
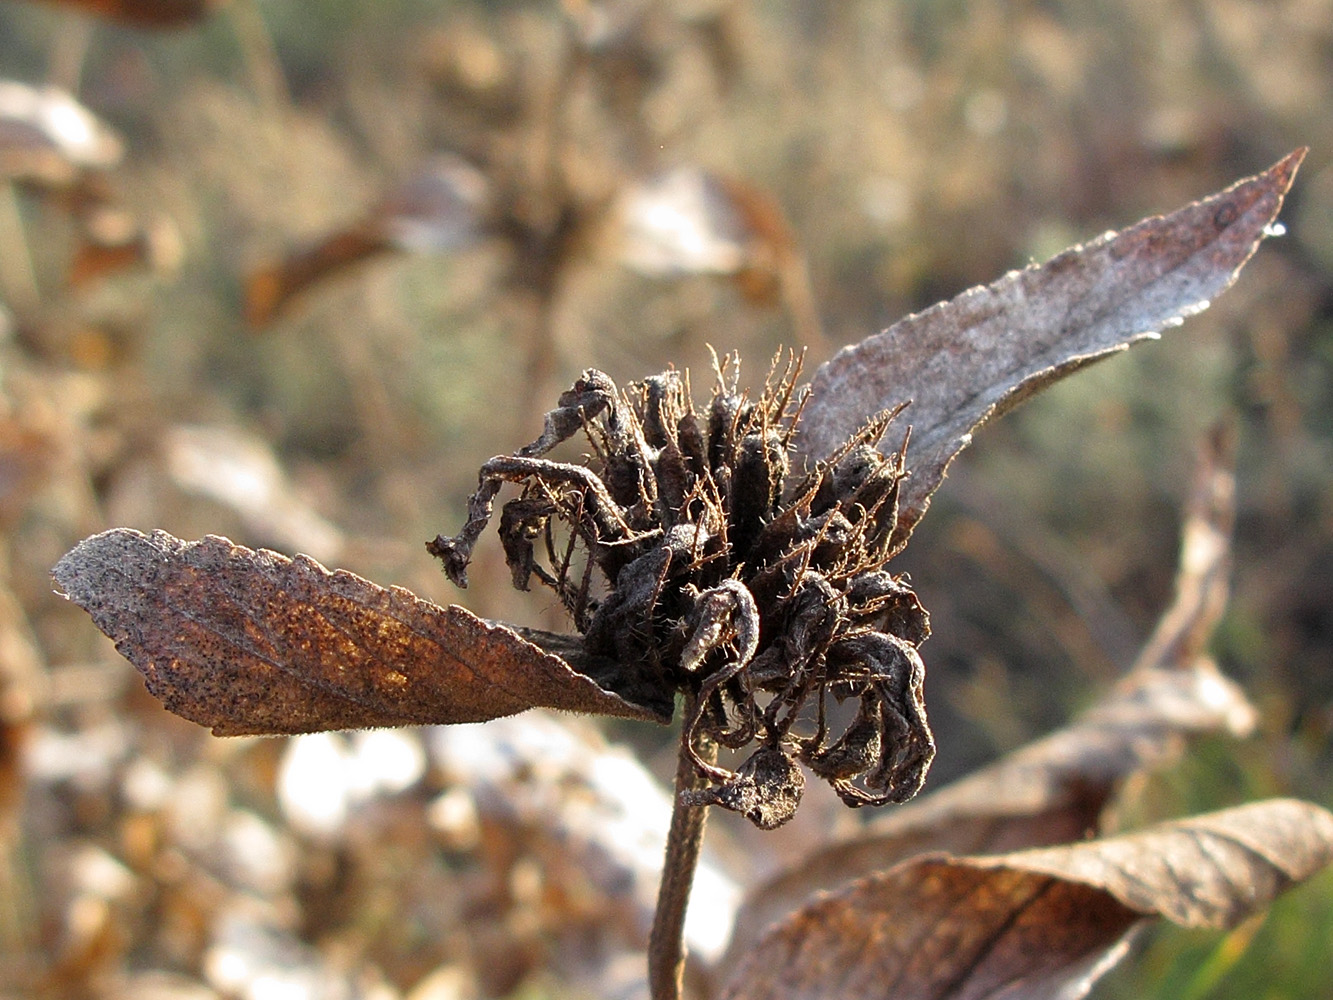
[0,80,123,184]
[51,528,671,735]
[68,208,181,288]
[721,799,1333,1000]
[245,155,487,326]
[616,166,827,353]
[27,0,224,28]
[618,167,754,278]
[797,151,1304,536]
[244,228,388,327]
[721,658,1256,965]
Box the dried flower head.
[429,353,934,828]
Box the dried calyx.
[429,354,934,828]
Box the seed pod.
[430,354,934,827]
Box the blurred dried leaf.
[798,150,1305,538]
[406,965,473,1000]
[163,424,345,565]
[0,574,45,803]
[244,155,488,327]
[0,80,122,188]
[721,799,1333,1000]
[378,155,490,252]
[204,902,349,1000]
[51,528,671,735]
[0,715,23,818]
[616,166,825,352]
[427,711,741,964]
[68,209,182,288]
[277,729,425,837]
[0,414,57,528]
[618,167,764,281]
[26,0,226,28]
[243,228,385,328]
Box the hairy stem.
[648,693,717,1000]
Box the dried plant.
[52,151,1333,1000]
[428,353,932,828]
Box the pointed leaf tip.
[798,150,1305,541]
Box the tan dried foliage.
[41,147,1321,1000]
[722,658,1258,968]
[721,800,1333,1000]
[799,151,1304,537]
[29,0,224,28]
[51,528,667,735]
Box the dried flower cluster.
[429,355,934,828]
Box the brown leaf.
[51,528,671,735]
[245,155,487,327]
[797,151,1305,538]
[721,658,1256,966]
[28,0,225,28]
[244,227,391,328]
[721,799,1333,1000]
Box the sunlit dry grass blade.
[797,151,1304,538]
[1131,423,1235,672]
[721,799,1333,1000]
[51,528,671,735]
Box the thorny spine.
[429,351,936,997]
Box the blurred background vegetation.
[2,1,1331,997]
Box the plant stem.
[648,694,717,1000]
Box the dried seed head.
[429,353,934,827]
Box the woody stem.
[648,691,717,1000]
